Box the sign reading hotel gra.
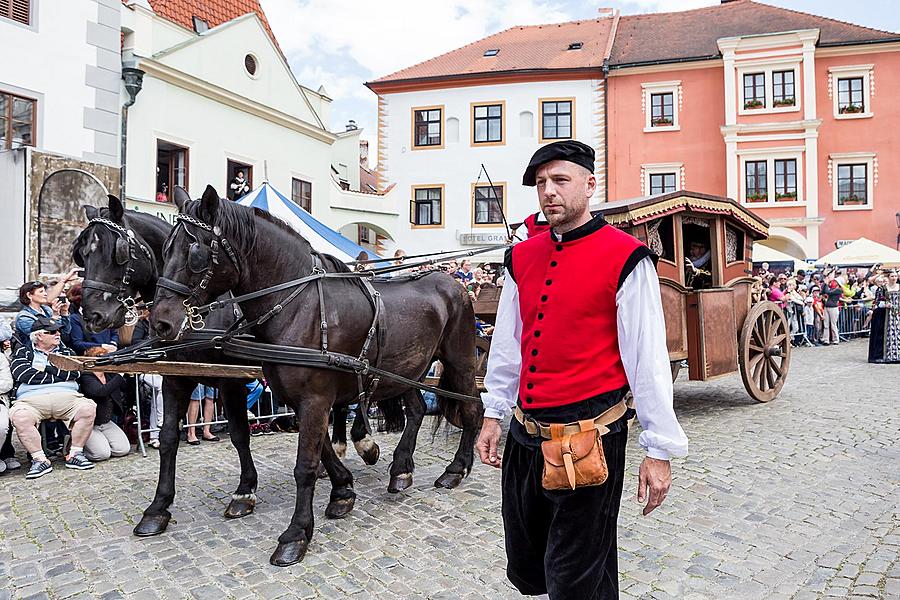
[834,239,854,249]
[458,232,508,245]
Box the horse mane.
[183,198,312,258]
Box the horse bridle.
[157,213,240,329]
[80,217,154,326]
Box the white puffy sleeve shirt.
[481,256,689,461]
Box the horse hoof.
[224,497,256,519]
[133,513,171,537]
[316,462,328,479]
[325,496,356,519]
[354,436,380,465]
[269,539,309,567]
[388,472,413,493]
[434,471,465,489]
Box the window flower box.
[773,98,795,107]
[839,104,864,114]
[744,99,764,109]
[651,117,673,126]
[840,194,866,205]
[775,193,797,202]
[746,193,767,202]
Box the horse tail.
[379,395,405,433]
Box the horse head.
[152,185,243,339]
[73,194,157,332]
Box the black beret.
[522,140,595,186]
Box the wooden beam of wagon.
[48,354,264,379]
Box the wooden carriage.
[594,191,790,402]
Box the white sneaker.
[5,457,21,470]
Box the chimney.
[346,119,358,131]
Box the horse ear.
[83,205,99,221]
[107,194,125,223]
[200,185,220,223]
[172,186,191,210]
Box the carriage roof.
[592,190,769,241]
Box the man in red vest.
[476,140,688,599]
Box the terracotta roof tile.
[370,18,614,85]
[610,0,899,67]
[131,0,283,55]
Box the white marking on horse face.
[102,292,112,301]
[333,441,347,458]
[88,232,99,255]
[354,435,376,457]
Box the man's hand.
[64,267,81,283]
[51,299,63,316]
[101,344,117,353]
[476,417,503,468]
[59,301,70,317]
[637,456,671,516]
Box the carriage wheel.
[475,337,491,378]
[738,301,791,402]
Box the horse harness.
[155,213,389,406]
[79,217,154,326]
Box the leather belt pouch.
[541,420,608,491]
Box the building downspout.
[601,9,619,204]
[120,63,145,202]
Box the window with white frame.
[772,70,795,107]
[830,152,875,210]
[642,163,682,196]
[642,81,680,131]
[737,61,801,115]
[829,65,873,119]
[743,73,765,109]
[739,151,805,205]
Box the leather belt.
[514,400,628,440]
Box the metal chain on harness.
[81,218,154,326]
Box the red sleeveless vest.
[510,218,648,410]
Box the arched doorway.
[759,235,807,260]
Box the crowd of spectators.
[754,261,888,346]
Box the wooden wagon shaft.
[49,354,264,379]
[49,354,487,391]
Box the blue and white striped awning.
[237,182,378,263]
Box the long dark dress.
[869,286,900,363]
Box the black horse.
[72,194,268,530]
[151,186,482,565]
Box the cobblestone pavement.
[0,339,898,599]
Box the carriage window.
[682,217,713,289]
[725,224,744,263]
[647,216,675,261]
[411,186,442,227]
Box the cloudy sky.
[259,0,899,144]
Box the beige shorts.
[9,391,96,428]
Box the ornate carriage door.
[685,288,738,380]
[35,168,108,277]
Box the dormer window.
[192,16,209,33]
[567,42,583,50]
[483,49,499,57]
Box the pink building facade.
[607,3,900,260]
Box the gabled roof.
[368,17,614,88]
[610,0,899,68]
[129,0,282,55]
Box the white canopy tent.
[817,237,900,267]
[752,243,809,272]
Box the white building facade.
[121,3,397,242]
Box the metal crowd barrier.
[838,299,872,340]
[132,378,295,458]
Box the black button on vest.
[550,261,558,267]
[537,313,544,320]
[541,295,548,302]
[525,397,533,404]
[526,383,534,390]
[531,349,538,356]
[534,331,541,337]
[529,365,536,373]
[545,279,552,285]
[556,244,563,251]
